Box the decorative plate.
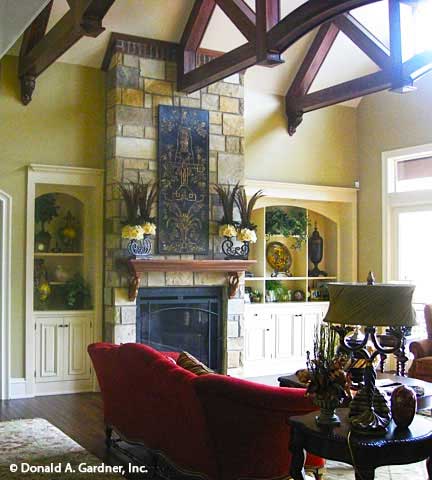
[266,241,292,276]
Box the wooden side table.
[289,409,432,480]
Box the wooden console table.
[124,258,256,301]
[289,409,432,480]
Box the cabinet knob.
[266,328,270,332]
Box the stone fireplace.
[103,37,246,372]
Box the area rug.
[0,418,123,479]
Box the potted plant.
[214,182,240,239]
[35,194,59,252]
[235,186,264,244]
[303,324,351,425]
[64,274,91,310]
[118,178,158,257]
[265,207,308,250]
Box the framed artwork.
[157,105,209,254]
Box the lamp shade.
[323,283,417,327]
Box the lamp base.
[349,386,391,435]
[350,407,391,435]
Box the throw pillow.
[177,351,214,376]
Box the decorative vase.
[391,385,416,428]
[221,236,250,260]
[35,227,51,253]
[308,223,327,277]
[127,235,152,258]
[54,265,71,283]
[58,211,79,252]
[314,397,341,426]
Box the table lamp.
[323,274,416,435]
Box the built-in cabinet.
[26,165,103,397]
[241,180,357,376]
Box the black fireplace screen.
[136,287,223,371]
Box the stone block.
[109,52,122,70]
[228,337,244,351]
[145,79,173,96]
[226,136,240,153]
[210,111,222,124]
[223,113,244,137]
[210,124,222,135]
[113,324,136,344]
[210,134,225,152]
[207,82,243,98]
[209,153,217,173]
[166,62,177,82]
[227,320,239,338]
[140,58,165,79]
[110,65,139,89]
[115,137,156,159]
[201,93,219,111]
[113,288,136,306]
[153,95,173,112]
[180,97,201,108]
[218,153,244,184]
[105,306,121,324]
[123,54,139,68]
[123,125,145,138]
[145,94,152,108]
[227,298,245,315]
[227,351,241,369]
[240,137,245,154]
[224,73,240,84]
[107,88,122,107]
[194,272,226,286]
[123,158,148,169]
[148,160,157,171]
[148,271,166,286]
[121,306,137,324]
[116,105,152,127]
[220,96,239,113]
[122,88,144,107]
[145,126,157,139]
[166,272,194,286]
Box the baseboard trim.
[10,378,32,399]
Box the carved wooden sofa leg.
[105,425,113,449]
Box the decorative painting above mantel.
[157,105,209,255]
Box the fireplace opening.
[136,287,224,371]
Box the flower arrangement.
[237,227,257,243]
[303,324,351,425]
[118,178,158,257]
[235,186,264,244]
[214,183,240,236]
[219,224,237,238]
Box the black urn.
[308,223,327,277]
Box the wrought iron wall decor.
[158,105,209,254]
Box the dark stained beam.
[256,0,283,66]
[19,0,115,104]
[215,0,256,41]
[179,0,382,92]
[179,0,216,78]
[334,13,391,69]
[19,1,53,105]
[267,0,382,53]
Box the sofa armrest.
[409,339,432,359]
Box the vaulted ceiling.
[6,0,389,105]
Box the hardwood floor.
[0,393,109,459]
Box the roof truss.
[285,0,432,135]
[19,0,115,105]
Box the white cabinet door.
[245,312,274,361]
[303,311,322,357]
[274,312,296,359]
[63,315,91,381]
[35,317,63,383]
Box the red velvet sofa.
[88,342,324,480]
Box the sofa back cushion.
[88,342,217,479]
[177,351,214,376]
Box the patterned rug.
[0,418,122,479]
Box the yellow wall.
[245,90,358,187]
[0,56,105,377]
[357,74,432,282]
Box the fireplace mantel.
[125,259,256,301]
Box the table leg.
[355,468,375,480]
[427,457,432,480]
[290,429,307,480]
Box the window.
[383,144,432,337]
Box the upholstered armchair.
[408,304,432,382]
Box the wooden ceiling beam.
[334,13,391,69]
[256,0,284,66]
[19,0,115,105]
[178,0,382,93]
[214,0,256,42]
